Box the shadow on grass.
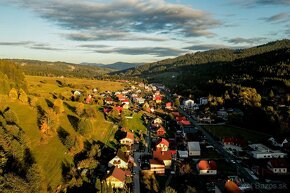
[45,99,54,108]
[67,115,79,132]
[64,102,76,113]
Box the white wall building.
[187,141,200,156]
[249,144,287,159]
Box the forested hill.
[116,39,290,95]
[4,59,112,78]
[0,60,27,94]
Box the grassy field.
[2,76,126,190]
[26,75,125,98]
[123,111,147,133]
[204,125,271,143]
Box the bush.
[53,99,65,114]
[3,109,18,124]
[77,118,93,136]
[8,88,18,101]
[18,89,28,103]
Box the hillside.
[0,71,127,192]
[81,61,144,70]
[115,39,290,134]
[0,60,27,94]
[116,39,290,95]
[4,59,112,78]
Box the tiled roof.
[116,149,129,162]
[125,132,134,140]
[149,159,164,166]
[156,138,169,147]
[153,150,172,161]
[107,167,126,182]
[198,160,217,170]
[224,180,242,193]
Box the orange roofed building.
[156,138,169,151]
[106,167,127,189]
[224,180,243,193]
[197,160,217,175]
[120,132,134,146]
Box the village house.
[153,150,172,169]
[149,159,165,174]
[222,180,243,193]
[183,99,195,109]
[199,97,208,105]
[197,160,217,175]
[120,132,134,146]
[108,149,132,169]
[217,109,229,120]
[249,144,287,159]
[105,97,114,105]
[153,117,163,125]
[106,166,130,189]
[267,159,288,174]
[155,138,169,151]
[223,137,247,147]
[188,141,201,156]
[155,126,166,136]
[154,95,162,104]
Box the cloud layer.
[11,0,220,40]
[0,41,64,51]
[261,12,289,23]
[94,47,185,57]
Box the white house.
[249,144,287,159]
[267,159,288,174]
[199,97,208,105]
[183,99,195,109]
[187,141,200,156]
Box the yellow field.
[26,75,125,98]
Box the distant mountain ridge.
[80,62,144,70]
[114,39,290,96]
[4,59,112,78]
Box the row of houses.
[105,131,135,189]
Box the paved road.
[159,88,267,193]
[133,117,152,193]
[133,151,142,193]
[178,107,268,193]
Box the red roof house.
[224,180,242,193]
[197,160,217,175]
[153,150,172,168]
[178,120,191,126]
[156,138,169,151]
[156,126,166,136]
[120,132,134,146]
[106,167,126,189]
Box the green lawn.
[7,100,72,190]
[26,75,125,98]
[123,111,147,132]
[204,125,271,143]
[2,76,128,191]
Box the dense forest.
[4,59,112,79]
[0,60,27,94]
[116,39,290,135]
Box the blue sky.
[0,0,289,64]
